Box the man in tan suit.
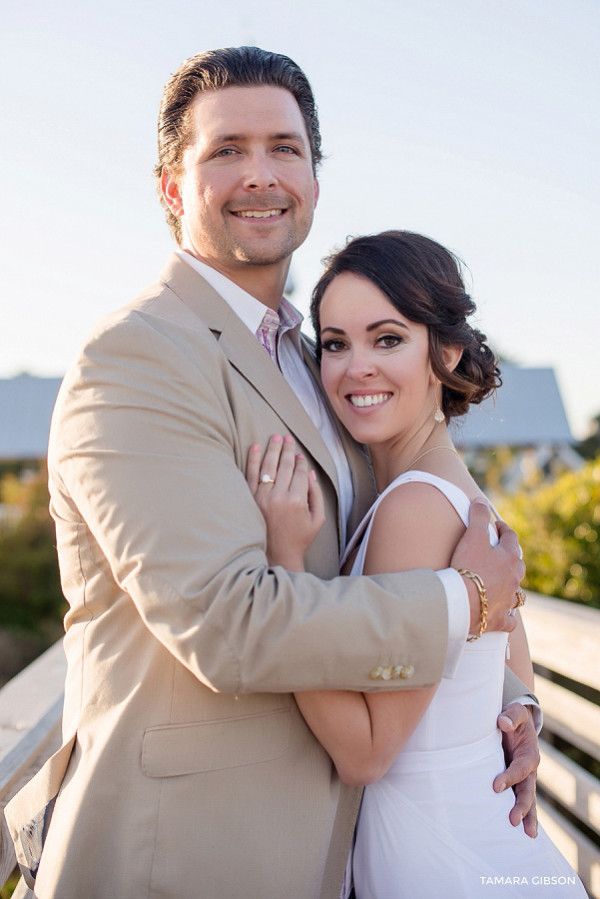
[6,47,537,898]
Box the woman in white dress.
[246,231,586,897]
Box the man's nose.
[243,152,278,190]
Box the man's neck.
[182,249,289,311]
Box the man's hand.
[451,499,525,634]
[494,702,539,837]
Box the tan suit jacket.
[6,255,524,898]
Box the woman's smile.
[346,392,393,409]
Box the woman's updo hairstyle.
[310,230,501,420]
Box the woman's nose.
[345,349,377,380]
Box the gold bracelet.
[458,569,488,641]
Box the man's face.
[162,85,319,281]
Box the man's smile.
[231,208,285,219]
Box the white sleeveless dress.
[344,471,586,898]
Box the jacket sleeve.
[502,667,541,726]
[49,312,449,694]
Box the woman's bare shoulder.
[364,479,467,574]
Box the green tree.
[0,467,66,631]
[498,457,600,607]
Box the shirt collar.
[175,250,303,341]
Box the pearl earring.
[434,405,445,423]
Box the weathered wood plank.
[0,697,63,797]
[538,797,600,899]
[0,711,63,889]
[0,849,17,899]
[534,677,600,764]
[538,738,600,838]
[521,593,600,692]
[0,641,65,891]
[0,640,66,766]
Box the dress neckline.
[342,470,499,570]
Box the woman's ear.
[441,345,463,373]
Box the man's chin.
[233,244,298,267]
[230,225,310,267]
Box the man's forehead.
[188,85,307,139]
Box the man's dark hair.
[155,46,322,244]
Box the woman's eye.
[321,338,346,353]
[377,334,402,348]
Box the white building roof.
[0,374,62,460]
[451,364,573,449]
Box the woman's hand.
[246,435,325,571]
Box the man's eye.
[214,148,237,157]
[321,339,346,353]
[275,145,298,154]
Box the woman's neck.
[369,423,456,493]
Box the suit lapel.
[158,255,341,496]
[219,323,341,494]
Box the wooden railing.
[0,642,65,899]
[520,593,600,898]
[1,594,599,898]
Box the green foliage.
[0,468,66,632]
[498,457,600,608]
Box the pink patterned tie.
[256,309,280,364]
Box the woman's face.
[318,271,438,449]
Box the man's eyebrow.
[209,131,307,144]
[270,131,307,142]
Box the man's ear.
[442,345,463,373]
[161,167,183,216]
[313,178,319,209]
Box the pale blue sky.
[2,0,598,436]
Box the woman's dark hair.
[310,230,501,420]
